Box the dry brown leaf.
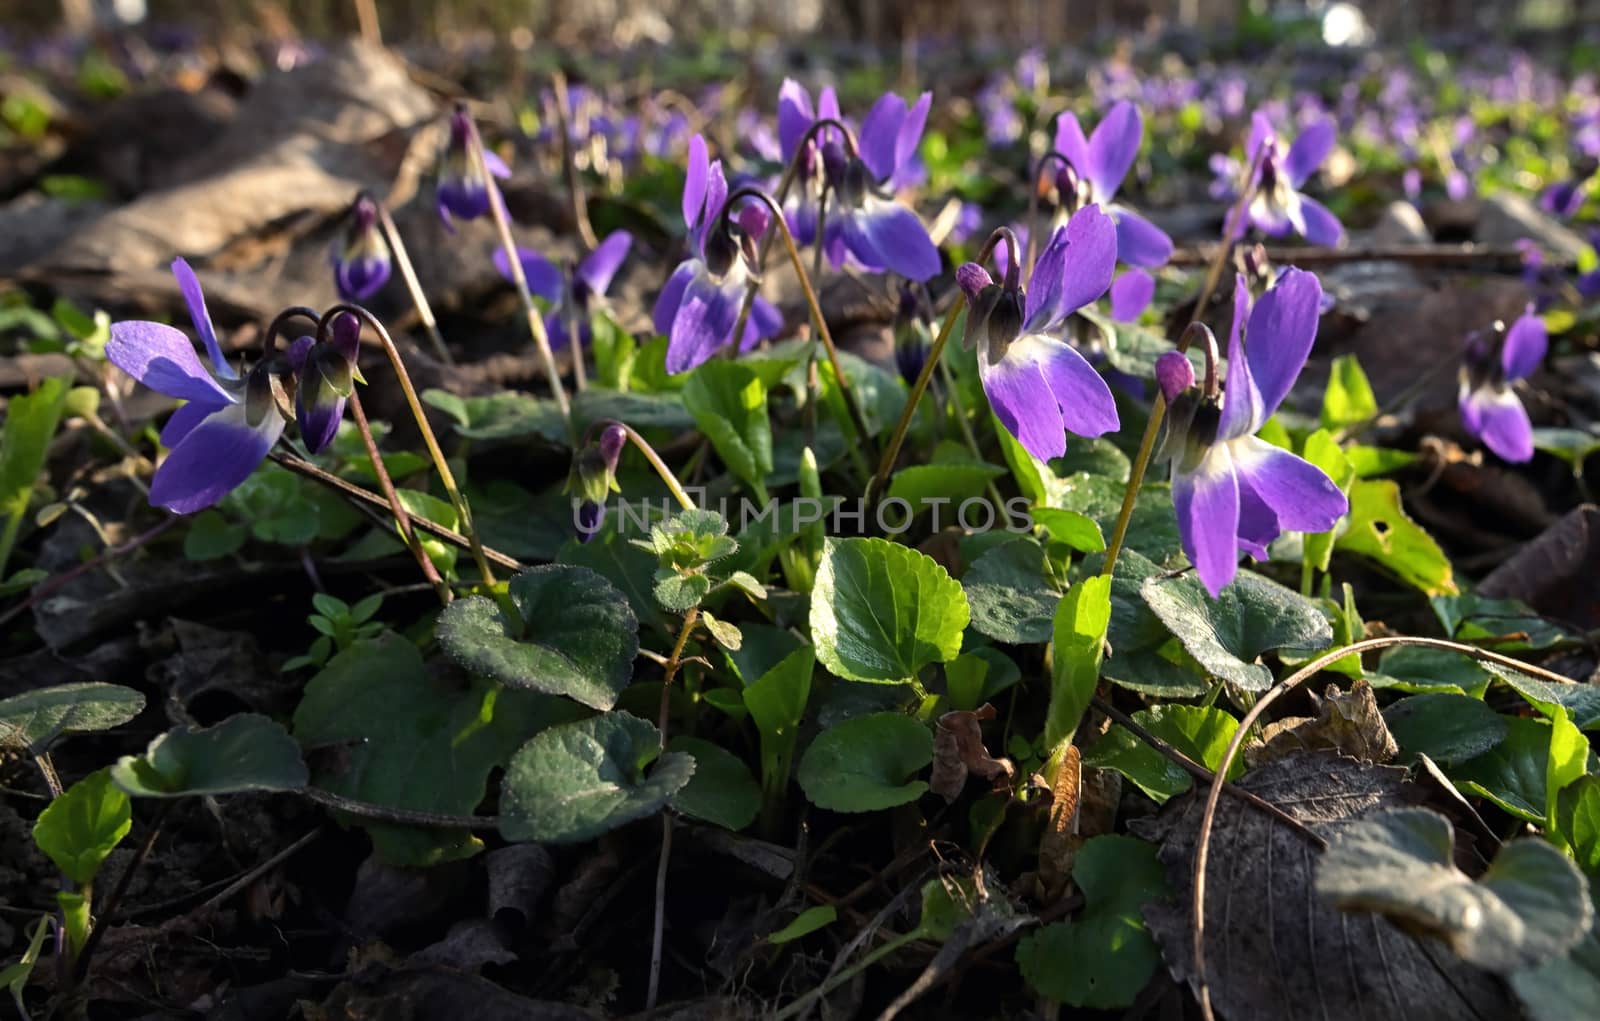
[930,704,1014,802]
[1247,679,1398,766]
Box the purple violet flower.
[653,135,783,375]
[332,195,391,302]
[494,230,634,350]
[1458,307,1546,463]
[1054,100,1174,268]
[288,311,360,455]
[957,205,1121,462]
[1155,270,1346,596]
[106,259,288,513]
[1236,112,1344,245]
[1110,269,1155,323]
[437,106,511,231]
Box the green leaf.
[1016,835,1167,1008]
[1,915,53,1017]
[1141,570,1332,691]
[1320,354,1378,430]
[0,567,45,597]
[667,736,760,831]
[682,360,773,500]
[1432,593,1569,651]
[1315,808,1592,972]
[1051,437,1131,483]
[437,565,639,710]
[797,712,932,812]
[1046,575,1111,748]
[963,539,1062,645]
[767,904,837,944]
[1512,930,1600,1021]
[1300,429,1355,573]
[0,682,144,751]
[1495,671,1600,730]
[1383,693,1509,765]
[499,711,694,844]
[886,462,1006,516]
[1084,704,1242,802]
[0,376,69,539]
[32,768,130,885]
[1547,707,1589,849]
[111,714,308,798]
[810,537,969,684]
[1336,479,1457,596]
[1555,775,1600,881]
[1344,444,1418,477]
[1532,427,1600,471]
[1455,717,1566,823]
[743,646,813,803]
[183,510,248,561]
[294,634,580,864]
[1368,645,1497,697]
[1031,508,1106,553]
[560,533,673,638]
[573,387,695,432]
[421,389,567,443]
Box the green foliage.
[963,539,1063,645]
[32,769,131,886]
[1319,354,1378,431]
[767,905,836,944]
[283,592,384,672]
[1084,704,1242,802]
[499,711,694,844]
[797,712,932,812]
[743,646,814,815]
[111,714,308,799]
[0,683,144,751]
[632,508,760,612]
[1016,835,1167,1007]
[1046,575,1111,748]
[1141,570,1332,691]
[437,565,639,710]
[810,537,969,684]
[0,375,69,575]
[667,736,761,830]
[1336,479,1457,595]
[1383,693,1509,765]
[682,361,773,501]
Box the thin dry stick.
[267,451,523,571]
[301,787,500,829]
[468,118,573,432]
[647,607,702,1012]
[550,71,599,252]
[348,392,451,604]
[1189,635,1578,1021]
[351,0,382,45]
[371,197,452,365]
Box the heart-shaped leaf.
[438,565,639,710]
[667,736,760,831]
[810,537,969,684]
[32,768,130,885]
[1141,570,1332,691]
[111,714,308,798]
[1316,808,1592,973]
[499,711,694,844]
[0,682,144,751]
[1383,693,1509,765]
[797,711,932,812]
[682,360,773,501]
[963,539,1063,645]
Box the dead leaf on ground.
[930,704,1014,802]
[1247,680,1398,766]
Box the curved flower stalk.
[493,229,633,350]
[1458,306,1546,463]
[654,134,783,374]
[957,206,1120,462]
[778,81,940,281]
[1053,100,1174,268]
[1234,112,1344,245]
[437,105,511,230]
[106,259,294,514]
[1154,269,1347,596]
[331,194,391,302]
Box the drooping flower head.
[654,135,783,375]
[106,259,295,513]
[289,311,361,455]
[1156,270,1347,596]
[778,82,940,281]
[332,194,391,302]
[494,230,633,350]
[1053,101,1174,268]
[437,104,511,231]
[957,205,1121,462]
[568,421,627,543]
[1235,113,1343,245]
[1458,307,1546,463]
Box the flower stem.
[1100,159,1261,578]
[550,71,600,253]
[1024,150,1076,278]
[370,195,453,365]
[466,117,573,435]
[726,187,879,466]
[603,421,696,512]
[324,304,498,589]
[348,391,451,604]
[646,606,701,1012]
